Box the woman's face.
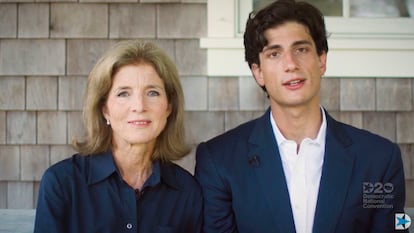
[103,63,171,148]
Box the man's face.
[252,21,327,110]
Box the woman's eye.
[148,90,160,97]
[117,91,129,97]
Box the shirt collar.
[146,161,181,190]
[87,151,117,185]
[270,106,327,146]
[141,160,161,190]
[158,162,181,190]
[87,151,179,190]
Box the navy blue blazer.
[195,109,407,233]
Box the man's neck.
[271,104,323,145]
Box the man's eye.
[148,90,160,97]
[269,51,281,58]
[296,47,308,54]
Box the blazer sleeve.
[370,143,407,233]
[34,168,68,233]
[195,142,238,233]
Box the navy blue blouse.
[34,152,203,233]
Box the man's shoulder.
[337,120,393,143]
[195,115,265,165]
[205,116,262,146]
[329,116,399,153]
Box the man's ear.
[251,63,265,86]
[319,52,327,76]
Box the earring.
[106,119,110,125]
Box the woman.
[34,40,202,233]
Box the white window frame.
[200,0,414,77]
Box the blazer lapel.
[313,113,355,233]
[248,110,296,233]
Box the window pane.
[253,0,343,16]
[350,0,410,17]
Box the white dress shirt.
[270,108,327,233]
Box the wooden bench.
[0,209,35,233]
[1,208,413,232]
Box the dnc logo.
[395,213,411,230]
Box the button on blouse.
[34,151,203,233]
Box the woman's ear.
[167,103,172,117]
[102,105,109,121]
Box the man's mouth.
[283,79,305,86]
[286,80,302,86]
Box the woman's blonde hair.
[73,40,190,161]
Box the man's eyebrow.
[292,40,312,47]
[262,44,281,52]
[262,40,312,52]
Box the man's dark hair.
[244,0,329,68]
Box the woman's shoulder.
[160,162,201,193]
[42,153,89,181]
[47,153,85,168]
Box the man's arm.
[195,142,238,233]
[370,143,408,233]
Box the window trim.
[201,0,414,77]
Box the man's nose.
[282,52,299,72]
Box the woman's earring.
[106,119,110,125]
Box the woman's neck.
[112,143,154,190]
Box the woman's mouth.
[128,120,151,126]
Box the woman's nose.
[131,94,146,112]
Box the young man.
[195,0,407,232]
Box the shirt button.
[126,223,133,229]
